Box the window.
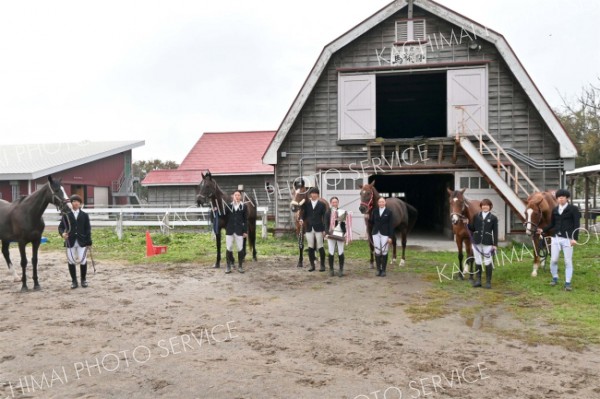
[459,176,490,190]
[395,19,426,42]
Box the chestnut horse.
[196,171,257,268]
[0,176,71,291]
[524,191,557,277]
[358,182,418,267]
[289,181,329,268]
[447,188,481,280]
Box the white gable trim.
[262,0,577,164]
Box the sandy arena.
[1,247,599,399]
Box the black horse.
[358,182,418,268]
[0,176,71,291]
[196,171,257,268]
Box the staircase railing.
[454,106,539,198]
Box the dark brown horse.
[358,182,418,267]
[447,188,481,280]
[0,176,71,291]
[196,171,257,268]
[524,191,557,277]
[289,181,329,268]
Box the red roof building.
[142,131,276,208]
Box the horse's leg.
[368,232,374,269]
[31,239,41,290]
[399,231,407,267]
[466,238,475,281]
[214,230,222,268]
[391,235,397,264]
[297,227,304,268]
[250,222,257,261]
[456,237,464,280]
[531,238,540,277]
[2,241,19,282]
[18,242,28,292]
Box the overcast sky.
[1,0,598,163]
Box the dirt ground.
[1,247,600,399]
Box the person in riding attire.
[299,187,327,272]
[371,197,393,277]
[58,194,92,289]
[539,189,580,291]
[468,198,498,289]
[225,191,247,274]
[324,197,347,277]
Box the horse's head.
[358,183,377,214]
[47,176,71,214]
[290,188,308,213]
[524,192,545,236]
[197,170,217,206]
[448,188,468,225]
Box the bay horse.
[289,180,329,268]
[358,182,418,268]
[524,191,557,277]
[0,176,71,291]
[447,188,481,280]
[196,171,257,268]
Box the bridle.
[450,196,469,225]
[524,204,543,235]
[359,189,374,215]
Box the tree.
[133,159,179,201]
[556,79,600,167]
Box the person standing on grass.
[371,197,393,277]
[468,198,498,289]
[538,189,580,291]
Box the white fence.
[43,206,269,239]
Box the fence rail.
[43,206,269,239]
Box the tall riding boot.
[375,255,382,276]
[338,254,345,277]
[80,263,88,288]
[225,251,233,274]
[308,248,316,272]
[472,264,482,287]
[484,265,493,289]
[328,255,335,276]
[319,248,326,272]
[68,263,78,289]
[381,254,388,277]
[237,251,245,273]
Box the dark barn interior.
[369,173,453,237]
[376,72,447,139]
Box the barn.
[0,140,144,206]
[262,0,577,240]
[142,131,276,213]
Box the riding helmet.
[555,188,570,198]
[70,194,83,203]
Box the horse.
[0,176,71,291]
[358,182,418,268]
[196,171,257,268]
[447,188,481,280]
[289,181,329,268]
[524,191,557,277]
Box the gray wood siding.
[147,175,275,216]
[274,6,564,230]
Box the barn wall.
[273,6,565,231]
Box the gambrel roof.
[262,0,577,164]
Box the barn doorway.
[376,72,446,139]
[368,173,453,238]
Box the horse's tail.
[406,203,419,233]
